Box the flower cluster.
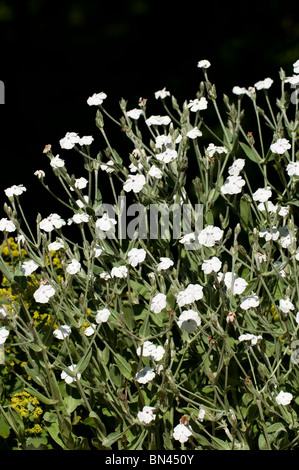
[0,58,299,451]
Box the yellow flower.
[33,406,43,419]
[26,424,43,435]
[265,305,279,321]
[11,392,43,433]
[0,237,27,261]
[33,311,52,328]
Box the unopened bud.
[96,109,104,129]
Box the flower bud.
[95,109,104,129]
[119,98,127,112]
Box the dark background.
[1,0,299,220]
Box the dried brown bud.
[226,312,236,323]
[43,144,52,154]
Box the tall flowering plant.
[0,59,299,450]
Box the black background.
[0,0,299,221]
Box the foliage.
[0,60,299,450]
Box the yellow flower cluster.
[32,311,53,328]
[0,237,27,264]
[49,251,63,270]
[11,391,43,434]
[0,281,18,305]
[265,305,279,321]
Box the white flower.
[275,391,293,406]
[126,108,143,119]
[152,345,165,361]
[84,324,96,337]
[59,132,80,149]
[66,259,81,275]
[274,206,290,217]
[96,213,117,232]
[87,92,107,106]
[177,284,203,307]
[93,245,104,257]
[95,308,111,324]
[223,272,248,295]
[127,248,146,267]
[228,159,245,176]
[157,257,174,271]
[72,213,89,224]
[220,175,246,195]
[177,309,201,333]
[206,143,228,157]
[50,155,65,168]
[252,187,272,203]
[0,327,9,344]
[257,200,278,214]
[238,333,263,345]
[34,170,45,179]
[293,59,299,74]
[295,312,299,324]
[123,174,146,193]
[129,159,144,173]
[240,294,260,310]
[286,161,299,177]
[0,218,16,233]
[145,115,171,126]
[285,75,299,85]
[137,341,157,358]
[198,225,224,247]
[21,260,39,276]
[40,213,66,232]
[173,423,192,443]
[156,149,178,163]
[79,135,94,146]
[135,366,155,384]
[137,341,165,361]
[53,325,72,340]
[279,298,295,313]
[99,271,111,281]
[259,227,280,242]
[198,408,206,422]
[197,59,211,69]
[279,225,297,248]
[188,97,208,112]
[254,78,273,90]
[201,256,222,274]
[138,406,156,424]
[15,235,25,245]
[150,293,167,314]
[111,265,128,278]
[148,165,163,179]
[155,134,172,149]
[179,232,195,245]
[61,365,81,384]
[155,87,170,99]
[4,184,27,198]
[100,161,114,173]
[0,305,8,320]
[48,240,64,251]
[232,86,248,95]
[74,177,88,190]
[187,127,203,139]
[33,284,55,303]
[270,138,291,154]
